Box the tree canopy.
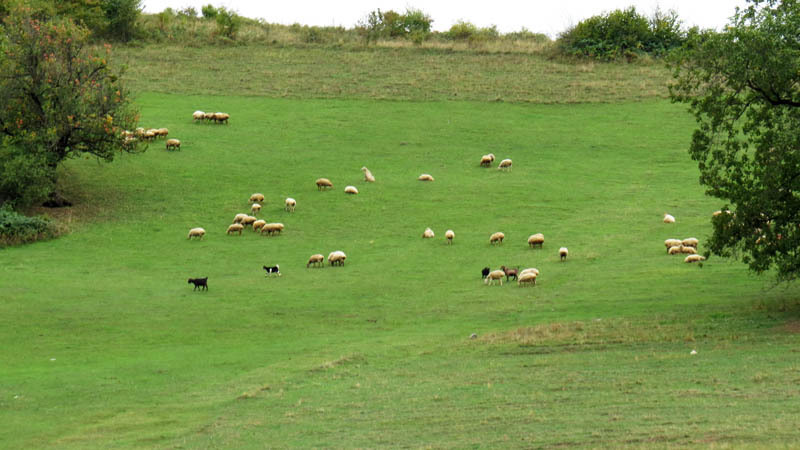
[0,10,143,207]
[669,0,800,281]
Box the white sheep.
[528,233,544,248]
[233,213,249,224]
[226,223,244,235]
[559,247,568,261]
[664,238,683,251]
[261,223,284,236]
[663,213,676,223]
[518,271,538,286]
[422,227,435,239]
[682,237,699,248]
[519,268,540,277]
[344,186,359,195]
[485,269,506,286]
[187,227,205,240]
[418,174,434,182]
[498,158,512,171]
[328,250,347,266]
[250,193,265,203]
[307,253,324,268]
[445,229,454,244]
[193,110,205,121]
[213,112,230,124]
[285,197,296,212]
[685,254,706,263]
[681,245,698,255]
[251,203,262,215]
[316,178,333,190]
[479,153,495,167]
[165,138,181,151]
[668,245,683,255]
[252,219,266,232]
[240,215,257,226]
[361,166,375,182]
[490,231,505,245]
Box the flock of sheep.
[663,213,706,263]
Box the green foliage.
[670,0,800,282]
[102,0,142,42]
[201,4,217,20]
[356,7,432,44]
[0,12,143,206]
[559,6,684,60]
[503,27,551,43]
[0,139,54,207]
[445,21,499,44]
[214,6,240,39]
[0,203,53,245]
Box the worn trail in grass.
[1,95,799,447]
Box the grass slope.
[1,95,799,447]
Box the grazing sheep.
[203,112,215,121]
[252,219,266,232]
[498,158,512,171]
[262,265,281,276]
[559,247,569,261]
[519,268,540,277]
[361,166,375,182]
[528,233,544,248]
[344,185,359,195]
[418,174,434,181]
[685,254,706,263]
[316,178,333,190]
[134,127,145,137]
[668,245,683,255]
[233,213,248,224]
[165,138,181,151]
[490,232,505,245]
[681,245,698,255]
[445,229,454,244]
[285,197,296,212]
[480,153,495,167]
[187,227,205,240]
[663,213,676,223]
[518,271,538,287]
[485,269,505,286]
[261,222,284,236]
[213,112,230,124]
[226,223,244,235]
[143,129,156,140]
[664,238,683,251]
[240,216,258,226]
[251,203,262,215]
[249,193,265,203]
[192,111,205,121]
[307,254,324,268]
[500,265,519,282]
[481,267,491,278]
[422,227,435,239]
[188,277,208,291]
[155,128,169,138]
[682,237,699,248]
[328,250,347,266]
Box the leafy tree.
[215,6,240,39]
[201,4,218,20]
[102,0,142,42]
[0,11,143,207]
[669,0,800,282]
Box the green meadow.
[1,49,799,447]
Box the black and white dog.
[263,265,281,277]
[188,277,208,291]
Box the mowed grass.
[1,94,799,448]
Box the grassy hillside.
[2,92,798,447]
[113,44,671,103]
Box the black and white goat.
[263,265,281,277]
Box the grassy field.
[1,75,800,446]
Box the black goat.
[481,267,491,279]
[263,265,281,277]
[188,277,208,291]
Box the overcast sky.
[141,1,749,37]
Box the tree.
[102,0,142,42]
[0,11,143,207]
[669,0,800,282]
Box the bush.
[558,6,684,60]
[215,6,240,39]
[201,4,217,20]
[102,0,142,42]
[0,204,54,246]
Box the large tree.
[0,10,143,207]
[670,0,800,281]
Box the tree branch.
[746,80,800,107]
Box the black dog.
[188,277,208,291]
[481,267,490,279]
[263,265,281,277]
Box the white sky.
[141,1,748,37]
